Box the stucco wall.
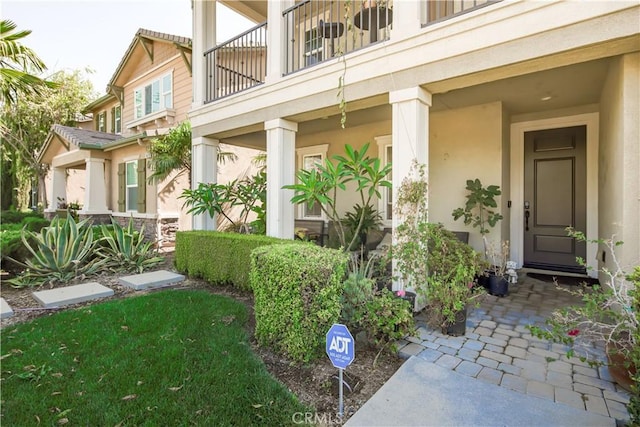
[429,101,506,254]
[598,53,640,272]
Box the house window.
[134,72,173,119]
[376,135,392,224]
[304,28,323,66]
[114,105,122,134]
[125,160,138,211]
[97,111,106,132]
[296,144,329,219]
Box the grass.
[1,290,312,426]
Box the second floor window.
[97,111,106,132]
[134,72,172,120]
[113,105,121,134]
[304,28,323,66]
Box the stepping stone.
[1,297,14,319]
[118,270,185,291]
[32,282,114,308]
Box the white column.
[48,167,67,211]
[389,87,432,291]
[82,158,109,213]
[192,0,216,108]
[265,118,297,239]
[266,0,293,84]
[391,0,422,40]
[191,136,219,230]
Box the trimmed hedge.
[1,216,49,269]
[0,210,43,225]
[251,243,348,362]
[175,231,290,291]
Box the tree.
[0,69,96,210]
[0,19,58,106]
[147,121,238,185]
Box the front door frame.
[510,113,599,277]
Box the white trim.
[295,144,329,219]
[124,61,178,88]
[132,70,174,121]
[125,108,176,130]
[375,135,392,228]
[510,112,599,277]
[111,212,158,220]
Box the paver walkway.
[396,273,631,422]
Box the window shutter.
[95,114,99,131]
[117,163,126,212]
[110,107,115,133]
[137,159,146,213]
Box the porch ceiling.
[220,0,266,23]
[219,57,612,149]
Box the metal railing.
[283,0,393,75]
[423,0,500,26]
[204,22,267,103]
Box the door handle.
[525,210,530,231]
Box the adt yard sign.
[326,323,354,369]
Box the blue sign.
[326,323,355,369]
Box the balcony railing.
[204,22,267,103]
[283,0,392,75]
[423,0,500,26]
[203,1,502,103]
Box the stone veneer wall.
[112,216,157,243]
[159,218,179,248]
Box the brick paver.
[398,274,631,422]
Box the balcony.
[203,0,501,104]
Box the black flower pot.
[444,306,467,337]
[488,274,509,297]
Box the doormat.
[526,272,599,287]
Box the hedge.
[251,243,348,362]
[175,231,290,291]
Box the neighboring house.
[189,1,639,279]
[39,28,259,246]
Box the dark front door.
[523,126,587,273]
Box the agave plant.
[96,218,163,273]
[8,215,104,287]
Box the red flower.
[568,329,580,337]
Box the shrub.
[175,231,289,291]
[7,216,105,287]
[0,217,49,271]
[0,210,42,225]
[355,289,416,350]
[95,217,163,273]
[251,243,348,362]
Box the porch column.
[391,0,422,40]
[82,158,109,213]
[191,136,219,230]
[265,118,297,239]
[48,167,67,211]
[389,87,432,291]
[192,0,216,108]
[266,0,294,84]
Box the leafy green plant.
[95,217,163,273]
[285,143,391,251]
[7,215,104,286]
[251,243,348,362]
[342,203,382,247]
[451,179,503,257]
[356,289,415,352]
[528,230,638,422]
[180,170,267,234]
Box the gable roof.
[38,125,147,163]
[106,28,192,92]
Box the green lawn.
[1,290,312,426]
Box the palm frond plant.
[7,215,104,287]
[0,19,59,105]
[96,217,163,273]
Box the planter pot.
[489,274,509,297]
[476,273,490,290]
[443,306,467,337]
[606,340,637,392]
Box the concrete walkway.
[349,273,631,425]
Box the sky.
[2,0,255,94]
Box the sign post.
[326,323,355,417]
